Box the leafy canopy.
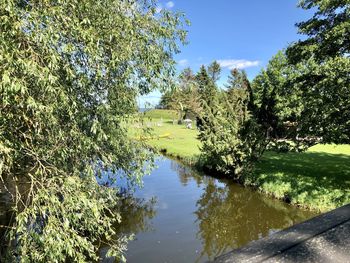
[288,0,350,62]
[0,0,186,261]
[286,0,350,143]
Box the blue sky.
[139,0,314,108]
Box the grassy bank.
[137,109,200,161]
[246,145,350,211]
[136,110,350,212]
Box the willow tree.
[0,0,186,261]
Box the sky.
[139,0,314,108]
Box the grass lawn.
[132,117,201,160]
[247,145,350,211]
[147,122,201,159]
[135,110,350,212]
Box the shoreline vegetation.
[133,109,350,213]
[2,0,349,261]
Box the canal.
[102,157,318,263]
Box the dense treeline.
[160,0,350,178]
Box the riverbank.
[135,110,350,212]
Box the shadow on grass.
[250,151,350,210]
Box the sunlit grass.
[246,144,350,211]
[135,118,201,159]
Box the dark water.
[106,158,318,263]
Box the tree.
[179,67,196,85]
[0,0,186,261]
[198,69,266,177]
[196,65,218,109]
[178,68,201,116]
[158,90,174,109]
[158,67,201,120]
[207,61,221,83]
[287,0,350,63]
[252,51,304,140]
[285,0,350,143]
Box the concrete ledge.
[212,204,350,263]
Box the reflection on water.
[194,180,309,259]
[116,158,317,262]
[172,160,316,261]
[99,194,156,262]
[116,194,157,236]
[1,158,317,263]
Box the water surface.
[111,158,318,262]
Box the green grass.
[134,110,350,212]
[144,120,200,160]
[247,144,350,212]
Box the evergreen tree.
[158,67,201,120]
[198,69,266,177]
[179,67,196,85]
[287,0,350,63]
[179,68,201,116]
[207,61,221,83]
[196,65,218,108]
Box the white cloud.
[178,59,188,67]
[218,59,260,70]
[166,1,175,8]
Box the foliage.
[252,51,303,140]
[285,0,350,143]
[0,0,186,261]
[266,140,310,153]
[252,0,350,144]
[288,0,350,62]
[207,61,221,83]
[196,65,218,109]
[158,62,221,120]
[143,109,178,120]
[7,176,129,262]
[158,67,201,118]
[178,68,202,116]
[290,56,350,143]
[198,70,266,177]
[251,50,324,152]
